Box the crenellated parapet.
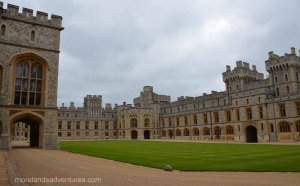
[265,47,300,73]
[0,2,63,29]
[222,61,264,82]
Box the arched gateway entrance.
[131,130,138,139]
[144,130,150,139]
[245,125,258,143]
[10,113,43,148]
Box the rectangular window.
[214,112,219,123]
[58,124,62,130]
[259,106,263,119]
[76,123,80,130]
[279,104,286,117]
[226,110,231,122]
[85,121,89,129]
[236,109,240,121]
[67,123,71,130]
[105,122,109,130]
[184,116,188,125]
[67,132,71,137]
[168,118,172,127]
[176,117,179,126]
[203,113,208,124]
[95,123,98,130]
[193,115,197,125]
[58,132,62,137]
[246,108,252,120]
[296,102,300,115]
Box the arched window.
[296,121,300,132]
[279,122,290,132]
[30,30,35,42]
[270,123,274,132]
[144,118,150,127]
[14,60,43,105]
[0,65,3,92]
[276,87,280,96]
[176,129,181,136]
[1,25,5,37]
[226,125,234,135]
[130,118,137,128]
[193,128,199,136]
[161,130,166,137]
[203,127,210,135]
[184,128,189,136]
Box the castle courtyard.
[1,0,300,185]
[3,147,299,186]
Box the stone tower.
[265,47,300,97]
[222,61,264,93]
[0,2,63,149]
[84,95,102,118]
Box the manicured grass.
[60,140,300,172]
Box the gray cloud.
[5,0,300,106]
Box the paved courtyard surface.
[0,151,10,186]
[9,148,300,186]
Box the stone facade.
[0,2,63,149]
[58,49,300,143]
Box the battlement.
[265,47,300,72]
[222,60,263,82]
[86,95,102,99]
[0,2,63,29]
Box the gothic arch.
[10,53,49,106]
[9,111,44,148]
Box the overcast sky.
[4,0,300,107]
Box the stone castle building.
[1,2,300,150]
[57,48,300,143]
[0,2,63,149]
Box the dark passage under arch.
[144,130,150,139]
[246,125,258,143]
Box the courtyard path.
[10,148,300,186]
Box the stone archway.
[245,125,258,143]
[168,129,173,139]
[131,130,138,139]
[10,113,44,148]
[214,126,221,140]
[144,130,150,139]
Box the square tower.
[0,2,63,149]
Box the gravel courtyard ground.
[9,148,300,186]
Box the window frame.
[12,56,46,106]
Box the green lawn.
[60,140,300,172]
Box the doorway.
[131,130,138,139]
[246,125,258,143]
[144,130,150,139]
